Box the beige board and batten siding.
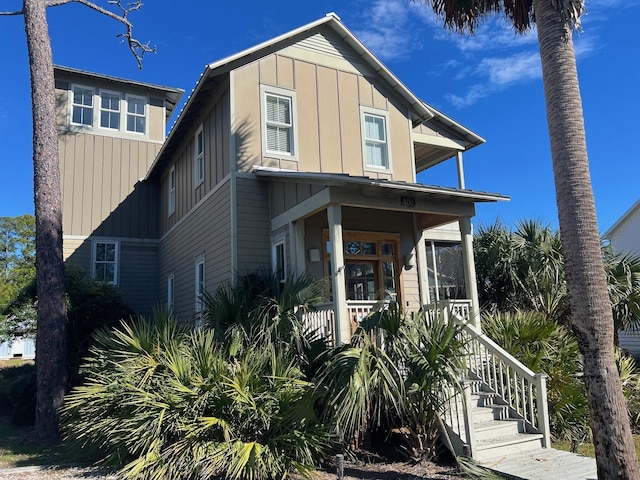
[159,179,233,322]
[235,175,272,274]
[231,26,414,182]
[58,132,162,238]
[161,88,231,234]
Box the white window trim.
[125,94,147,135]
[67,86,149,139]
[91,239,119,285]
[360,106,392,173]
[168,166,176,216]
[272,233,287,284]
[195,254,205,314]
[194,125,205,186]
[70,84,94,128]
[98,89,121,131]
[167,273,175,315]
[260,84,298,160]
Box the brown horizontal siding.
[118,241,160,317]
[161,87,231,234]
[159,179,232,323]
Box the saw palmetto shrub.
[62,313,331,480]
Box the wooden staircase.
[434,303,597,480]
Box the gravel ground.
[0,461,463,480]
[0,466,116,480]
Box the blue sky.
[1,0,638,232]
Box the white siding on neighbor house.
[607,203,640,358]
[608,206,640,257]
[0,338,35,360]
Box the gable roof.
[604,198,640,239]
[146,13,481,180]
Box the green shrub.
[0,362,36,426]
[482,311,589,444]
[62,314,331,480]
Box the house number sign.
[400,196,416,208]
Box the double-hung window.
[195,255,205,314]
[167,274,175,315]
[264,90,295,156]
[93,241,118,284]
[194,126,204,185]
[100,91,121,130]
[126,95,146,134]
[272,237,286,288]
[168,166,176,215]
[71,85,94,126]
[362,109,390,170]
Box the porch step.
[474,418,522,441]
[479,447,597,480]
[469,404,510,423]
[474,432,544,462]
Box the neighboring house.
[53,14,568,465]
[604,199,640,358]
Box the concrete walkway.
[480,448,597,480]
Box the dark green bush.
[0,362,36,426]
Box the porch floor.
[479,447,597,480]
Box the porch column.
[413,214,430,307]
[327,204,349,345]
[456,151,466,190]
[460,216,481,330]
[292,220,306,277]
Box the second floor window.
[194,126,204,185]
[100,91,121,130]
[72,85,93,126]
[265,93,293,154]
[363,113,389,169]
[126,96,146,133]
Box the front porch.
[254,168,508,344]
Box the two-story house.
[57,14,507,338]
[49,13,598,471]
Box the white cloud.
[353,0,421,61]
[479,51,541,86]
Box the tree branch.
[1,0,155,68]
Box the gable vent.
[297,31,360,64]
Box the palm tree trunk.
[23,0,68,441]
[533,0,639,477]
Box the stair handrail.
[456,317,551,449]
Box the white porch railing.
[302,299,551,458]
[301,300,383,346]
[426,302,551,457]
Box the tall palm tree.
[414,1,639,477]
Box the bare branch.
[3,0,155,67]
[0,9,24,15]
